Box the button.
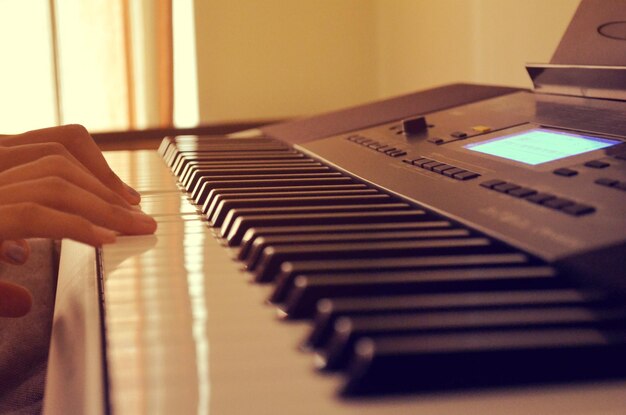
[471,125,492,134]
[451,131,468,139]
[562,204,596,216]
[442,167,466,177]
[427,137,445,144]
[376,145,392,152]
[507,187,537,198]
[347,135,360,141]
[595,177,618,187]
[480,179,506,189]
[553,168,578,177]
[413,158,434,167]
[383,147,398,153]
[367,142,384,149]
[542,198,575,210]
[421,161,445,170]
[432,164,455,173]
[358,138,374,145]
[584,160,610,168]
[402,116,428,134]
[526,193,556,204]
[492,183,520,193]
[453,171,480,181]
[389,150,407,157]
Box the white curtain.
[0,0,183,134]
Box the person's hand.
[0,125,158,317]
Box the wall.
[192,0,581,123]
[193,0,378,123]
[375,0,580,97]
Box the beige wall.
[193,0,580,123]
[193,0,378,123]
[376,0,580,97]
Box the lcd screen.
[463,128,619,165]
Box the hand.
[0,125,158,317]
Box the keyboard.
[44,84,626,414]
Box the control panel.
[300,91,626,262]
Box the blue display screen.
[463,128,619,165]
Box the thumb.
[0,281,32,317]
[0,240,31,265]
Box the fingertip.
[0,283,32,318]
[0,240,30,265]
[123,183,141,205]
[92,226,117,245]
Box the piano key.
[220,203,411,239]
[225,210,430,246]
[185,166,333,193]
[179,159,319,184]
[270,253,531,303]
[238,221,453,260]
[243,228,471,271]
[342,328,626,395]
[210,193,394,227]
[173,152,305,174]
[192,175,353,205]
[319,305,626,370]
[252,237,494,283]
[280,266,561,318]
[205,186,375,216]
[303,289,607,351]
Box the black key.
[320,306,626,370]
[193,176,354,206]
[342,328,626,395]
[280,266,560,319]
[253,237,494,283]
[205,186,375,216]
[304,289,604,351]
[238,220,453,260]
[186,166,332,193]
[210,194,393,227]
[243,229,471,270]
[203,184,369,214]
[221,203,411,240]
[270,253,529,304]
[180,160,319,186]
[225,210,429,246]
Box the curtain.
[52,0,173,131]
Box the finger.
[0,281,32,318]
[0,204,117,246]
[0,154,132,209]
[1,125,141,204]
[0,179,157,236]
[0,142,90,174]
[0,239,30,265]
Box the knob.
[402,116,428,135]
